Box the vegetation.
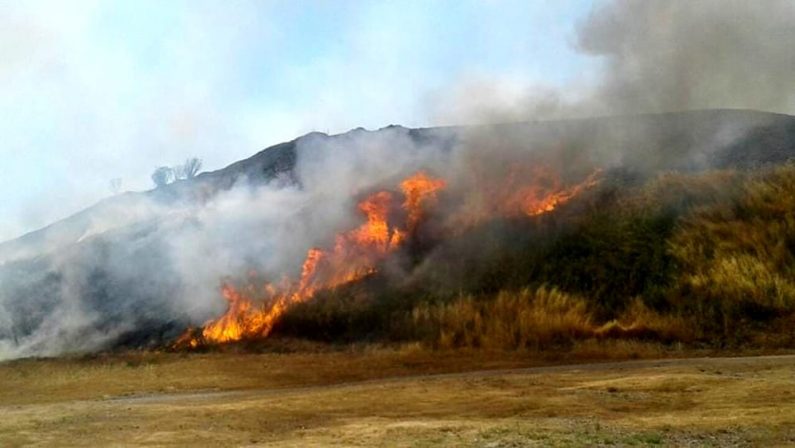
[173,157,203,180]
[408,287,594,350]
[151,157,202,186]
[150,166,174,187]
[272,164,795,350]
[10,163,795,445]
[3,350,795,446]
[405,289,696,351]
[668,165,795,344]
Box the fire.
[175,165,600,349]
[401,172,447,233]
[347,191,400,251]
[177,171,446,347]
[518,168,602,216]
[454,162,602,226]
[200,283,282,344]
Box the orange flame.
[175,166,599,348]
[519,168,602,216]
[453,163,602,227]
[401,171,447,233]
[178,171,446,347]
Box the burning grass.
[172,162,795,353]
[175,171,447,348]
[179,165,602,350]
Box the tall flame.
[177,171,446,347]
[401,171,447,233]
[175,166,600,348]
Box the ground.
[1,346,794,447]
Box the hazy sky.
[0,0,596,241]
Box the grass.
[9,163,795,445]
[408,287,593,350]
[404,287,699,352]
[268,164,795,351]
[0,347,513,406]
[667,164,795,340]
[1,351,794,446]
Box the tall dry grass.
[410,287,593,350]
[596,298,697,343]
[668,164,795,339]
[273,165,795,349]
[408,288,694,350]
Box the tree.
[109,178,122,195]
[183,157,202,179]
[151,166,174,188]
[172,164,186,181]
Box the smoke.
[0,127,457,359]
[435,0,795,123]
[2,2,794,359]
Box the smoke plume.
[436,0,795,123]
[1,1,794,359]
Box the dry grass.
[1,352,794,446]
[410,287,593,350]
[666,164,795,340]
[0,347,542,406]
[240,166,795,350]
[619,169,742,216]
[596,298,698,343]
[408,288,696,351]
[403,165,795,350]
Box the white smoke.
[2,1,794,359]
[434,0,795,124]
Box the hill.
[1,109,795,359]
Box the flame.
[347,191,399,251]
[519,168,602,216]
[175,166,600,349]
[200,283,281,344]
[453,163,602,227]
[178,171,446,347]
[401,171,447,233]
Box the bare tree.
[109,178,122,195]
[183,157,202,179]
[172,164,186,181]
[151,166,174,188]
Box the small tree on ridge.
[151,166,174,188]
[183,157,202,179]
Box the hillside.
[3,109,792,261]
[1,109,795,359]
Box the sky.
[0,0,597,241]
